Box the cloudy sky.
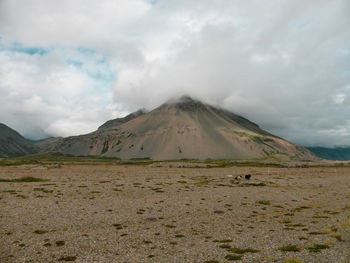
[0,0,349,147]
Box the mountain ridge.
[98,109,146,130]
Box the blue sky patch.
[5,42,50,55]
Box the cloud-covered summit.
[0,0,349,146]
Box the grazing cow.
[245,174,251,180]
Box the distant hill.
[41,96,316,161]
[307,146,350,161]
[0,123,39,158]
[33,137,63,152]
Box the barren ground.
[0,164,350,263]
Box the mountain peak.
[178,95,196,103]
[166,95,206,112]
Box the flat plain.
[1,163,350,263]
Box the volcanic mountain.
[43,96,316,160]
[0,123,39,158]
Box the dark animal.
[245,174,251,180]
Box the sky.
[0,0,349,147]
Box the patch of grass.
[2,190,16,193]
[227,247,260,254]
[203,261,220,263]
[224,254,242,261]
[324,210,340,215]
[233,131,263,143]
[59,255,77,261]
[99,180,111,183]
[312,215,329,219]
[289,223,305,227]
[0,176,47,183]
[307,244,330,252]
[219,244,231,249]
[292,206,311,212]
[283,259,302,263]
[117,159,153,165]
[151,187,164,193]
[256,200,271,205]
[213,239,232,243]
[56,240,65,246]
[239,182,267,187]
[112,223,123,230]
[329,233,342,241]
[308,231,326,235]
[0,160,46,166]
[33,188,53,193]
[34,230,48,234]
[279,245,300,252]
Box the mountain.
[98,109,146,130]
[42,96,316,160]
[307,146,350,161]
[0,123,39,158]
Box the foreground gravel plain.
[0,163,350,263]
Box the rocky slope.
[98,109,146,130]
[34,137,63,152]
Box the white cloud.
[0,0,349,146]
[0,0,150,46]
[333,94,346,104]
[0,49,120,139]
